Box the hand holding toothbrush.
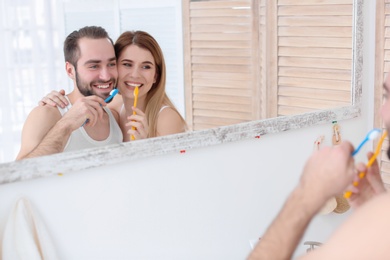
[344,129,387,199]
[126,107,149,140]
[126,86,149,141]
[62,95,107,129]
[299,142,356,210]
[346,151,386,208]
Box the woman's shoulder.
[157,106,180,122]
[156,106,186,136]
[159,105,170,113]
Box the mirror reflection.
[0,0,360,162]
[183,0,356,130]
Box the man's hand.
[299,141,356,207]
[60,96,106,129]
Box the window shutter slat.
[276,1,353,116]
[375,0,390,189]
[184,0,255,130]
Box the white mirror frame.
[0,0,363,184]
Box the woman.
[42,30,187,141]
[112,30,186,141]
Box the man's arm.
[16,105,65,160]
[248,142,356,260]
[40,90,121,125]
[248,186,322,260]
[17,96,105,160]
[17,117,74,160]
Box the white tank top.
[57,96,123,152]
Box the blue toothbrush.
[81,89,119,127]
[352,128,382,156]
[104,89,118,103]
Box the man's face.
[381,73,390,158]
[74,38,118,99]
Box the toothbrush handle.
[352,139,366,156]
[344,131,387,199]
[130,94,138,141]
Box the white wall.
[0,1,376,259]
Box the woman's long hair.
[115,30,186,137]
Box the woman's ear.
[153,72,158,83]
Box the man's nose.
[99,67,111,80]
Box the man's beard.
[75,70,115,99]
[75,71,94,97]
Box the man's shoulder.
[104,106,120,125]
[366,191,390,210]
[30,104,62,116]
[25,105,62,126]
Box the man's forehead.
[79,38,113,49]
[78,38,115,61]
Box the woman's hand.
[126,107,149,140]
[38,89,68,108]
[347,151,386,208]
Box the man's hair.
[63,26,114,67]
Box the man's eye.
[108,63,116,67]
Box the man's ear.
[65,62,75,79]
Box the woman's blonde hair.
[115,30,186,137]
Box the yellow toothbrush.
[130,86,139,141]
[344,130,387,199]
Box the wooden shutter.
[183,0,259,131]
[183,0,354,131]
[275,0,354,116]
[375,0,390,189]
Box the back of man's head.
[64,26,114,67]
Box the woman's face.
[117,44,157,100]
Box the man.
[16,26,123,160]
[248,74,390,259]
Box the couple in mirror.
[16,26,187,160]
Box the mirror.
[182,0,361,130]
[0,0,362,164]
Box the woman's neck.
[122,96,146,115]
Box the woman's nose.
[130,67,140,77]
